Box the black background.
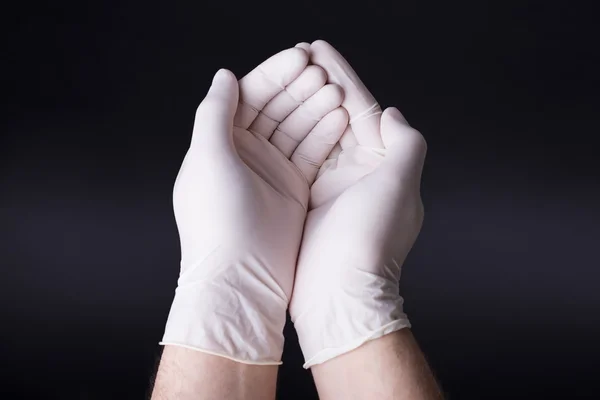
[3,1,599,398]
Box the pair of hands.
[161,40,427,368]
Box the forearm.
[151,345,278,400]
[311,329,443,400]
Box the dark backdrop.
[3,1,599,398]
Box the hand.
[161,47,347,364]
[289,41,428,368]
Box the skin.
[312,330,443,400]
[151,346,277,400]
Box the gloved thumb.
[191,69,239,151]
[379,107,427,185]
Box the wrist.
[153,345,278,400]
[161,275,288,365]
[292,285,409,368]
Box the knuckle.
[293,153,321,169]
[404,127,427,154]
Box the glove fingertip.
[212,68,237,85]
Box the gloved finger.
[248,65,327,140]
[315,158,337,182]
[191,69,239,150]
[379,107,427,186]
[327,143,342,159]
[234,47,308,129]
[309,40,385,149]
[338,125,358,150]
[295,42,311,52]
[269,84,344,158]
[291,107,348,184]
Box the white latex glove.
[289,41,428,368]
[160,48,347,364]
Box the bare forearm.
[311,329,443,400]
[151,345,278,400]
